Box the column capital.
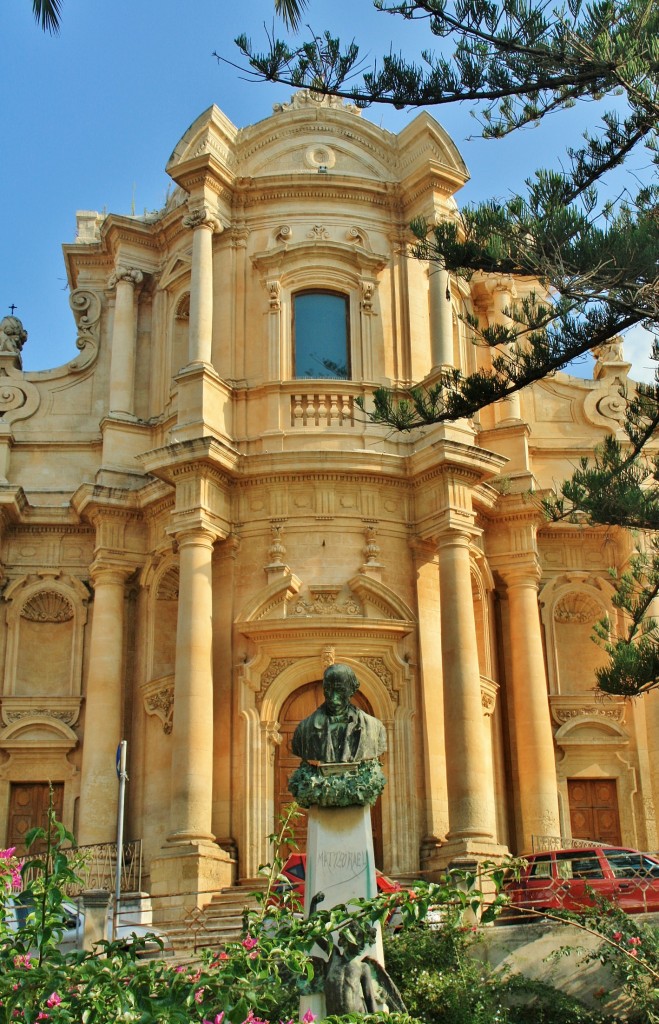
[435,526,477,552]
[107,265,144,289]
[171,524,219,551]
[495,557,542,589]
[89,559,136,589]
[183,207,223,233]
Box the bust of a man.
[292,663,386,764]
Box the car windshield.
[605,850,659,878]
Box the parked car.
[504,846,659,916]
[6,895,171,958]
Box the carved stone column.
[412,539,449,861]
[108,266,143,417]
[168,527,216,843]
[500,563,560,850]
[78,563,132,845]
[437,529,496,845]
[428,267,454,368]
[183,208,222,366]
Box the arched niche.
[554,716,640,848]
[234,574,417,880]
[539,573,616,696]
[3,574,89,700]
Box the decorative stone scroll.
[0,369,40,423]
[182,207,222,233]
[254,657,296,707]
[69,288,102,371]
[107,265,144,290]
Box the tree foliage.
[32,0,62,34]
[241,0,659,696]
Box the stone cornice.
[70,483,143,522]
[139,435,240,484]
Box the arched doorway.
[276,680,384,867]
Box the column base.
[150,840,235,924]
[423,837,509,879]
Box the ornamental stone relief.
[255,658,296,708]
[358,656,399,705]
[553,591,603,624]
[20,590,74,623]
[553,705,625,723]
[142,680,175,734]
[290,589,362,617]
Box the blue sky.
[1,0,653,379]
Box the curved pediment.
[0,715,78,751]
[555,715,628,747]
[236,572,415,626]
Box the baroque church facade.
[1,91,657,914]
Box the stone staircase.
[167,883,266,956]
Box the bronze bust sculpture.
[292,663,386,764]
[288,663,387,807]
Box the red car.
[273,853,401,910]
[505,846,659,916]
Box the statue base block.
[301,804,383,1021]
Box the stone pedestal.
[301,804,383,1021]
[150,841,234,923]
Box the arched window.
[293,291,350,379]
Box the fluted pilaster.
[78,563,132,845]
[500,563,560,849]
[437,529,496,841]
[168,527,216,843]
[183,207,221,366]
[107,266,143,417]
[428,267,454,368]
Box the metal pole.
[113,740,128,941]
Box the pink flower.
[612,931,623,942]
[173,965,185,973]
[630,949,638,958]
[46,994,61,1009]
[628,936,642,947]
[216,951,229,961]
[36,1014,49,1021]
[194,988,205,1004]
[302,1011,316,1024]
[203,1017,225,1024]
[242,936,258,950]
[249,950,259,959]
[0,848,16,860]
[13,954,32,969]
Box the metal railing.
[21,840,142,895]
[531,835,605,852]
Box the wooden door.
[7,783,64,853]
[568,778,621,846]
[276,680,384,867]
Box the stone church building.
[1,91,657,912]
